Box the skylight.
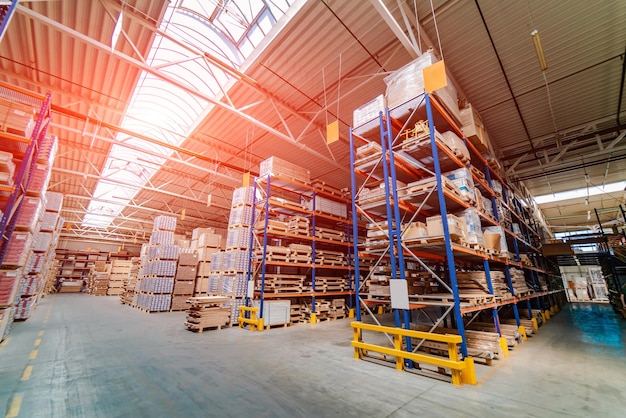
[82,0,296,228]
[534,181,626,205]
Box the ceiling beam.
[17,5,348,175]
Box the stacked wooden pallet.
[509,268,532,295]
[314,250,346,266]
[288,243,311,263]
[86,272,109,296]
[260,274,305,293]
[455,271,511,299]
[287,216,309,236]
[184,296,231,332]
[500,318,535,336]
[314,276,347,292]
[289,303,305,323]
[313,226,345,242]
[412,324,502,360]
[466,321,522,348]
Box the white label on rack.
[246,279,254,299]
[390,280,410,310]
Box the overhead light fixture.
[587,210,591,221]
[531,29,548,71]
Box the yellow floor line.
[29,350,38,360]
[34,339,41,347]
[38,331,44,337]
[6,394,23,418]
[0,337,10,353]
[20,365,33,381]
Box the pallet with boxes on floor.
[192,227,223,296]
[107,259,132,296]
[184,295,232,332]
[134,216,178,313]
[171,249,199,311]
[119,257,140,305]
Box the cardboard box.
[197,261,212,277]
[176,265,197,281]
[426,214,466,240]
[460,104,489,153]
[178,252,198,266]
[173,280,195,295]
[403,222,427,240]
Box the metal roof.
[1,0,625,243]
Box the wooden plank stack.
[108,259,131,296]
[184,296,231,332]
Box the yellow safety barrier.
[350,321,476,386]
[238,306,262,331]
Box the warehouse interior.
[1,0,626,416]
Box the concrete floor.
[1,295,624,418]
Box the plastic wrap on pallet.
[222,249,250,272]
[153,215,177,231]
[39,211,59,232]
[226,226,251,249]
[226,298,246,324]
[14,296,37,320]
[31,231,52,252]
[0,270,20,306]
[208,274,222,294]
[159,244,179,260]
[352,94,386,136]
[140,277,174,293]
[384,50,460,122]
[149,230,174,246]
[210,251,224,272]
[439,131,469,162]
[231,186,256,206]
[25,252,46,273]
[2,232,32,267]
[26,164,51,196]
[44,191,63,212]
[304,195,347,218]
[15,197,43,230]
[137,293,171,312]
[491,179,503,196]
[221,273,247,297]
[259,156,310,183]
[144,260,177,277]
[228,204,254,226]
[444,168,475,201]
[19,275,39,296]
[459,208,485,245]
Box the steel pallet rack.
[349,91,547,372]
[0,83,51,266]
[247,173,358,329]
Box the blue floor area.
[568,303,624,354]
